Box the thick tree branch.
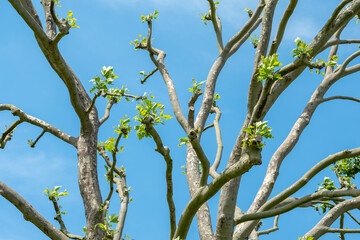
[234,189,360,225]
[0,181,69,240]
[8,0,49,43]
[0,104,77,147]
[304,196,360,239]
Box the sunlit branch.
[234,189,360,225]
[337,50,360,73]
[320,39,360,53]
[0,104,77,147]
[207,0,224,53]
[86,92,101,114]
[188,91,202,129]
[99,100,116,126]
[97,146,129,240]
[8,0,49,43]
[268,0,298,55]
[188,129,210,186]
[210,106,222,178]
[257,215,279,236]
[145,20,189,132]
[0,181,69,240]
[304,196,360,239]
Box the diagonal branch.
[304,196,360,239]
[0,119,23,149]
[8,0,49,43]
[0,104,77,147]
[268,0,298,55]
[0,181,69,240]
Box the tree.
[1,0,360,239]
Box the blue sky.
[0,0,360,239]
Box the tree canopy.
[1,0,360,240]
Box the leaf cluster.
[90,66,119,93]
[178,137,189,147]
[66,11,79,28]
[44,186,68,201]
[242,121,274,149]
[130,34,147,50]
[200,1,220,25]
[257,54,283,83]
[291,37,312,58]
[317,177,336,192]
[140,10,159,23]
[331,156,360,188]
[188,78,205,94]
[134,96,172,140]
[95,213,119,240]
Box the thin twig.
[30,130,46,148]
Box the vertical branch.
[207,0,224,53]
[142,116,176,239]
[210,106,223,178]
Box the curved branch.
[320,96,360,104]
[235,189,360,225]
[304,196,360,239]
[0,104,77,147]
[99,100,116,126]
[320,39,360,53]
[209,106,222,178]
[0,181,69,240]
[337,50,360,74]
[257,215,279,236]
[145,20,189,132]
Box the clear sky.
[1,0,360,239]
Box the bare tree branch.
[0,104,77,147]
[0,181,69,240]
[257,215,279,236]
[99,100,116,126]
[207,0,224,53]
[304,196,360,239]
[209,106,222,178]
[29,129,46,148]
[142,116,176,239]
[268,0,298,55]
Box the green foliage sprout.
[90,66,119,93]
[257,54,283,83]
[51,0,61,8]
[130,34,147,50]
[330,156,360,188]
[317,177,336,192]
[66,11,79,28]
[140,10,159,23]
[242,121,274,149]
[95,213,119,240]
[200,1,220,25]
[44,186,68,215]
[248,34,258,48]
[291,37,312,58]
[134,96,173,140]
[189,78,205,94]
